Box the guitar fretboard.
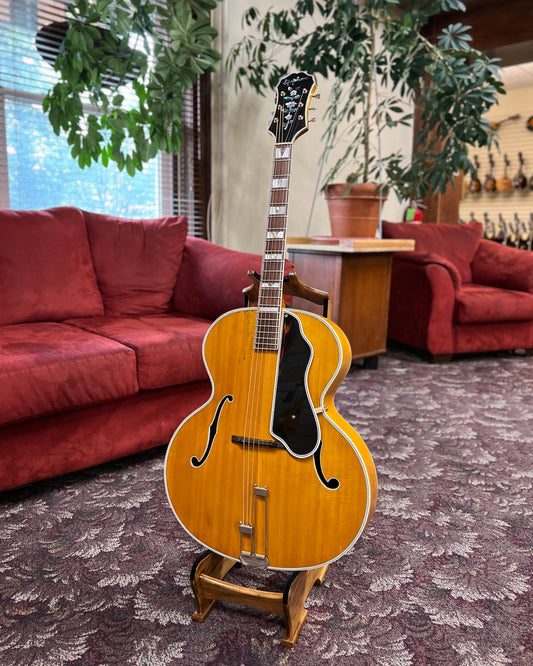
[254,143,292,352]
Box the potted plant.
[228,0,504,236]
[41,0,222,175]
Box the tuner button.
[313,94,321,100]
[309,117,317,122]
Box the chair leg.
[362,355,379,370]
[427,353,452,363]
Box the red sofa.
[0,207,269,492]
[382,221,533,361]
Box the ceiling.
[501,60,533,90]
[426,0,533,91]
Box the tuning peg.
[309,117,317,122]
[313,94,321,100]
[309,107,317,111]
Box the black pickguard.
[271,312,320,457]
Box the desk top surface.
[287,237,415,254]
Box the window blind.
[0,0,210,236]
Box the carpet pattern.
[0,348,531,665]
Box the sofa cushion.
[65,314,211,389]
[84,212,188,317]
[455,284,533,325]
[472,239,533,292]
[382,221,483,284]
[0,207,104,326]
[173,237,264,320]
[0,322,138,427]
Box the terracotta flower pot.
[324,182,385,238]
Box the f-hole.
[191,394,233,467]
[313,441,340,490]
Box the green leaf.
[226,0,503,200]
[42,0,222,171]
[125,155,136,176]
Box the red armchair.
[382,221,533,362]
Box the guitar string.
[241,146,279,531]
[248,88,301,542]
[241,111,284,538]
[254,96,296,534]
[241,83,302,549]
[248,129,285,531]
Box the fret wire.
[254,142,292,351]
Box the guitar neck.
[254,142,293,352]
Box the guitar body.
[165,71,377,573]
[484,173,496,192]
[165,307,377,570]
[469,155,481,193]
[497,154,512,192]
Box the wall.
[209,2,413,253]
[459,85,533,228]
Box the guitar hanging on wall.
[164,72,377,571]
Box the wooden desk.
[287,238,414,366]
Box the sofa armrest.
[173,237,293,320]
[471,239,533,293]
[394,251,463,290]
[388,251,456,355]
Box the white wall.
[210,1,413,252]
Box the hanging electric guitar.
[164,72,377,571]
[497,154,512,192]
[484,153,496,192]
[469,155,482,193]
[512,152,527,189]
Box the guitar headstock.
[268,72,317,144]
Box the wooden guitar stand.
[189,271,331,647]
[190,551,328,647]
[243,270,330,317]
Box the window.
[0,0,210,236]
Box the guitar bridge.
[232,435,284,450]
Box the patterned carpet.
[0,347,531,665]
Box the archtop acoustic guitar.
[165,72,377,571]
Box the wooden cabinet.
[287,239,414,365]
